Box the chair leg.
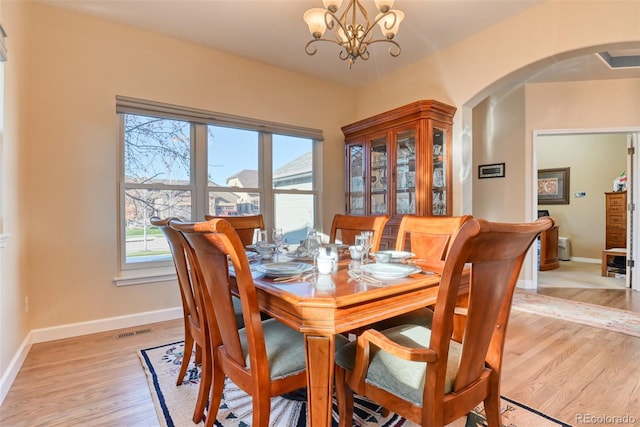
[205,363,225,427]
[177,335,195,386]
[193,344,211,423]
[252,390,272,427]
[483,390,502,427]
[335,366,354,427]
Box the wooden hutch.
[342,100,456,249]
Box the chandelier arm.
[366,39,402,57]
[305,38,348,56]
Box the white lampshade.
[323,0,343,12]
[374,0,394,13]
[376,10,404,38]
[304,8,328,38]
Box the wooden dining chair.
[171,218,348,427]
[335,216,555,427]
[362,215,475,333]
[329,214,389,251]
[149,216,211,423]
[204,214,265,246]
[395,214,474,273]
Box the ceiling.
[38,0,640,88]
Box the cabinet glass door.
[370,136,388,214]
[347,144,365,214]
[395,129,416,215]
[432,127,447,215]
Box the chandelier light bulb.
[374,0,394,13]
[304,8,328,38]
[376,9,404,39]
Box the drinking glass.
[272,228,285,260]
[361,231,374,264]
[355,234,368,266]
[306,231,322,271]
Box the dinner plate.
[360,263,421,280]
[245,251,261,262]
[254,262,314,278]
[246,244,277,250]
[371,250,415,261]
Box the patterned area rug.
[138,341,570,427]
[512,290,640,338]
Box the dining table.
[242,251,470,427]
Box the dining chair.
[335,216,555,427]
[395,214,474,273]
[171,218,348,427]
[149,216,211,423]
[365,214,474,332]
[329,214,390,251]
[204,214,265,246]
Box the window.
[117,97,322,278]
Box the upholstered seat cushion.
[241,318,349,380]
[335,322,462,406]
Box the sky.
[208,126,312,185]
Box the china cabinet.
[342,100,456,249]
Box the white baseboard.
[0,332,31,408]
[567,257,601,264]
[0,306,182,407]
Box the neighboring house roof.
[227,169,259,188]
[274,151,312,179]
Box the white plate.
[254,262,314,278]
[360,263,421,279]
[371,251,415,261]
[245,251,261,262]
[246,244,277,250]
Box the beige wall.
[472,86,527,222]
[23,3,355,330]
[537,134,627,260]
[2,0,640,401]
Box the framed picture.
[478,163,505,179]
[538,167,570,205]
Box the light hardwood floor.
[1,287,639,426]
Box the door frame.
[531,127,640,291]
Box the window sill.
[113,267,177,287]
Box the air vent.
[116,328,152,339]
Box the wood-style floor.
[1,284,639,426]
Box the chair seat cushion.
[335,321,461,407]
[241,319,349,380]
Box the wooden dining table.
[246,256,469,427]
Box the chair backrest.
[170,218,272,384]
[149,216,201,333]
[329,214,389,251]
[395,215,473,273]
[430,216,554,397]
[204,214,265,247]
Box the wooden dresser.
[605,191,626,249]
[539,225,560,271]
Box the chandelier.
[303,0,404,68]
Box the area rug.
[512,290,640,338]
[138,341,571,427]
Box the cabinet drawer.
[607,214,626,228]
[607,232,626,246]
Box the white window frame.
[114,96,323,285]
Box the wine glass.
[360,231,374,264]
[355,234,368,267]
[306,230,322,271]
[272,228,285,260]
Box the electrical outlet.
[25,296,29,313]
[574,192,587,198]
